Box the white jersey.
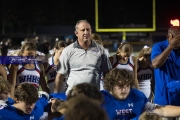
[45,57,65,93]
[16,63,41,89]
[137,60,153,98]
[112,54,134,72]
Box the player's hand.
[169,34,180,49]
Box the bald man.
[151,26,180,120]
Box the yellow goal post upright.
[95,0,156,41]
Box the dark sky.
[1,0,180,34]
[156,0,180,28]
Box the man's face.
[16,101,36,114]
[168,33,180,49]
[75,22,92,43]
[111,85,130,100]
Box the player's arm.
[54,73,65,93]
[132,56,139,89]
[39,63,50,93]
[153,105,180,117]
[0,65,7,80]
[9,64,18,99]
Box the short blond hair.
[0,78,11,94]
[75,20,90,31]
[138,112,162,120]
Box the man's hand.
[169,34,180,49]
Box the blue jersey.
[0,98,14,110]
[101,89,148,120]
[53,115,64,120]
[6,97,14,105]
[49,92,67,100]
[0,102,43,120]
[151,40,180,105]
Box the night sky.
[1,0,180,34]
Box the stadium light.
[170,19,179,26]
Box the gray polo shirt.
[57,40,112,93]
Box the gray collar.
[73,40,96,49]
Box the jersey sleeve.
[151,42,164,61]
